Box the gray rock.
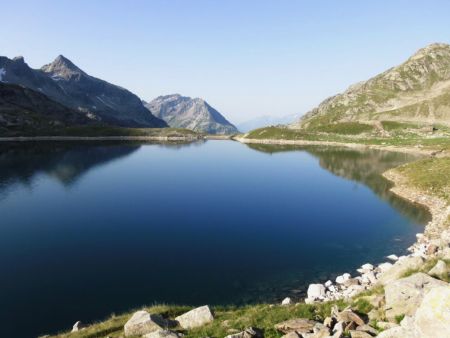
[142,330,183,338]
[307,284,326,300]
[355,324,377,336]
[376,326,417,338]
[281,297,293,305]
[384,272,447,321]
[281,332,301,338]
[146,94,238,134]
[349,330,372,338]
[175,305,214,329]
[71,321,87,332]
[377,256,424,285]
[414,286,450,337]
[274,318,318,334]
[428,259,448,277]
[224,327,264,338]
[124,311,167,337]
[375,321,398,330]
[336,309,365,326]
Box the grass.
[381,121,421,131]
[394,314,405,324]
[0,125,201,138]
[311,122,374,135]
[395,157,450,202]
[49,301,350,338]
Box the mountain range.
[145,94,238,134]
[0,55,167,129]
[237,112,302,132]
[293,43,450,129]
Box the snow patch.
[0,68,6,82]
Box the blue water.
[0,141,428,337]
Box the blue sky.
[2,0,450,123]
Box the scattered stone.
[336,309,365,326]
[355,324,377,336]
[336,273,351,284]
[142,330,183,338]
[323,317,334,328]
[384,272,447,321]
[361,263,374,271]
[349,330,372,338]
[414,286,450,337]
[281,297,293,305]
[71,321,87,332]
[274,318,318,334]
[426,244,438,255]
[428,259,448,277]
[376,326,415,338]
[377,262,393,273]
[124,311,167,337]
[224,327,264,338]
[386,254,398,261]
[175,305,214,329]
[325,280,333,288]
[281,332,301,338]
[377,256,424,285]
[376,321,398,330]
[307,284,326,300]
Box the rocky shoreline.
[235,136,444,156]
[0,135,203,142]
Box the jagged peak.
[12,56,25,63]
[41,55,84,76]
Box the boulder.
[428,260,448,277]
[224,327,264,338]
[124,311,167,337]
[142,330,182,338]
[376,321,398,330]
[361,263,374,271]
[355,324,377,336]
[384,272,447,321]
[175,305,214,329]
[325,280,333,288]
[307,284,326,300]
[377,262,393,273]
[414,286,450,338]
[281,297,293,305]
[386,255,398,261]
[349,330,372,338]
[281,332,301,338]
[274,318,318,334]
[376,326,416,338]
[71,321,87,332]
[336,309,364,326]
[377,256,424,285]
[336,273,351,284]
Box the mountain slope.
[0,82,93,135]
[0,55,167,128]
[294,43,450,130]
[146,94,238,134]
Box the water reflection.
[245,143,431,225]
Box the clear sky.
[2,0,450,123]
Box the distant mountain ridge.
[293,43,450,129]
[237,112,302,132]
[146,94,238,134]
[0,55,167,128]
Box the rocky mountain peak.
[41,55,84,79]
[12,56,25,63]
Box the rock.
[426,244,438,255]
[71,321,87,332]
[336,273,351,284]
[440,247,450,260]
[274,318,318,334]
[355,324,377,335]
[414,286,450,337]
[336,309,365,326]
[323,317,333,328]
[377,262,393,273]
[377,256,424,285]
[386,254,398,261]
[307,284,326,300]
[361,271,377,285]
[175,305,214,329]
[325,280,333,288]
[142,330,182,338]
[349,330,372,338]
[281,332,301,338]
[428,259,448,277]
[281,297,293,305]
[224,327,264,338]
[124,311,167,337]
[384,272,447,321]
[376,321,398,330]
[312,326,331,338]
[361,263,374,271]
[376,326,416,338]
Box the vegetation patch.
[311,122,374,135]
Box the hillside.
[146,94,238,134]
[293,43,450,131]
[0,82,93,136]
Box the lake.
[0,140,429,337]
